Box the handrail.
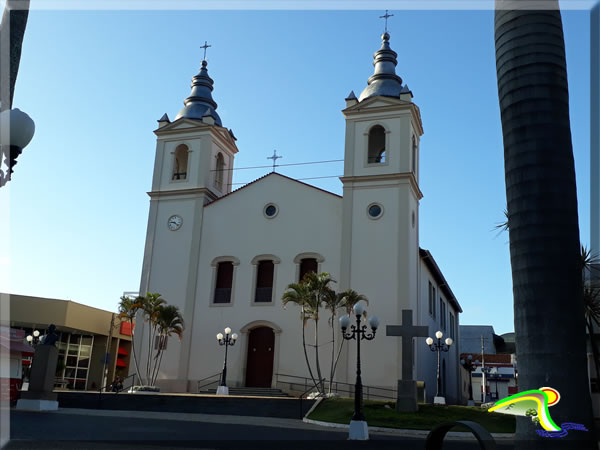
[97,373,138,410]
[197,373,222,393]
[275,372,398,400]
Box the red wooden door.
[245,327,275,387]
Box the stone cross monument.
[386,310,428,412]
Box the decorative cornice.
[339,172,423,199]
[211,256,241,267]
[147,187,218,201]
[154,120,239,152]
[343,101,416,117]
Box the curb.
[302,417,515,440]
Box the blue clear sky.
[3,7,591,336]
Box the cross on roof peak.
[200,40,212,61]
[379,10,394,33]
[267,149,283,172]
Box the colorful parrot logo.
[487,387,588,437]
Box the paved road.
[6,409,515,450]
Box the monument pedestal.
[348,420,369,440]
[396,380,419,412]
[16,345,59,411]
[216,385,229,395]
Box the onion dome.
[175,60,222,126]
[358,32,409,102]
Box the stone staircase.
[199,387,292,398]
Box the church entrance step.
[199,387,292,398]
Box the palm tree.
[302,272,336,394]
[150,304,184,386]
[495,2,596,447]
[282,281,320,393]
[322,288,343,394]
[117,295,143,383]
[140,293,166,385]
[325,289,369,393]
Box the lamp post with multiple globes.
[339,302,379,441]
[426,330,453,405]
[216,327,237,395]
[25,329,41,346]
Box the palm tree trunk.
[129,319,142,384]
[146,321,156,385]
[329,312,336,394]
[151,335,165,386]
[332,337,345,385]
[314,316,324,395]
[301,311,319,392]
[495,2,596,447]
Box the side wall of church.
[417,260,461,404]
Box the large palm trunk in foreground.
[495,2,596,447]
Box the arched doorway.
[245,327,275,387]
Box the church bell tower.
[136,55,239,392]
[339,31,424,387]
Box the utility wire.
[211,159,343,172]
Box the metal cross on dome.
[267,150,283,172]
[380,10,394,33]
[200,41,212,61]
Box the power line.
[230,175,343,186]
[211,159,343,172]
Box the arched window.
[412,135,417,174]
[214,261,234,304]
[172,144,189,180]
[368,125,386,164]
[299,258,318,282]
[215,152,225,191]
[255,260,275,303]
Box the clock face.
[167,215,183,231]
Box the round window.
[367,203,383,219]
[264,204,278,218]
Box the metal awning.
[0,336,34,356]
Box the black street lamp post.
[339,302,379,440]
[460,354,479,405]
[216,327,237,395]
[426,330,453,404]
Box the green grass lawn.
[307,399,516,433]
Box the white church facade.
[134,32,463,404]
